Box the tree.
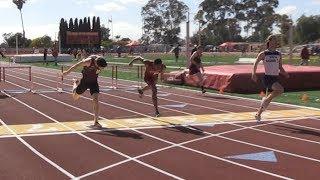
[96,17,101,45]
[142,0,189,44]
[69,18,74,31]
[276,14,293,45]
[88,17,91,31]
[100,25,111,41]
[121,38,131,42]
[79,19,84,32]
[12,0,26,38]
[295,15,320,43]
[236,0,279,42]
[59,18,68,48]
[92,16,96,31]
[84,17,88,31]
[3,32,31,48]
[101,39,113,48]
[115,35,121,43]
[195,0,280,44]
[196,0,243,46]
[74,18,79,31]
[30,35,53,48]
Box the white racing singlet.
[263,50,281,76]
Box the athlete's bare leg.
[151,85,160,117]
[256,82,284,122]
[72,79,80,100]
[92,93,102,128]
[195,72,206,93]
[138,85,150,98]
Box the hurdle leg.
[111,66,114,88]
[115,66,118,89]
[137,66,141,87]
[29,67,33,92]
[3,67,5,82]
[140,66,143,87]
[60,66,64,92]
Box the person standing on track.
[0,47,6,58]
[173,44,181,62]
[60,55,107,128]
[43,48,48,65]
[128,56,166,117]
[252,35,290,122]
[300,46,310,66]
[188,45,206,94]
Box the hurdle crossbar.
[108,62,144,89]
[2,66,33,93]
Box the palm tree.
[13,0,26,38]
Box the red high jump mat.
[164,65,320,93]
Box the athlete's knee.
[151,87,157,97]
[73,93,80,101]
[92,93,99,100]
[272,83,284,94]
[275,86,284,94]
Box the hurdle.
[56,62,145,92]
[58,65,117,93]
[1,65,33,94]
[58,65,74,93]
[30,66,61,94]
[107,62,144,90]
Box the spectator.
[0,47,6,58]
[43,48,48,65]
[300,46,310,66]
[129,46,133,55]
[116,46,122,57]
[191,45,198,55]
[76,49,82,60]
[52,47,59,66]
[81,49,89,59]
[173,45,181,62]
[72,49,77,59]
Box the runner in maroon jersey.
[60,55,107,128]
[129,56,166,117]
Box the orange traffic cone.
[219,88,224,94]
[259,91,266,98]
[301,93,309,102]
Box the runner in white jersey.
[252,35,290,122]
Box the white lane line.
[280,121,320,132]
[0,115,75,179]
[3,80,184,180]
[29,65,320,111]
[18,70,320,146]
[6,71,298,179]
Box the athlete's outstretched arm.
[189,52,198,65]
[252,52,265,82]
[279,54,289,78]
[159,65,166,82]
[61,58,89,77]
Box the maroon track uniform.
[189,55,201,75]
[144,61,166,86]
[75,58,100,95]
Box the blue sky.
[0,0,319,43]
